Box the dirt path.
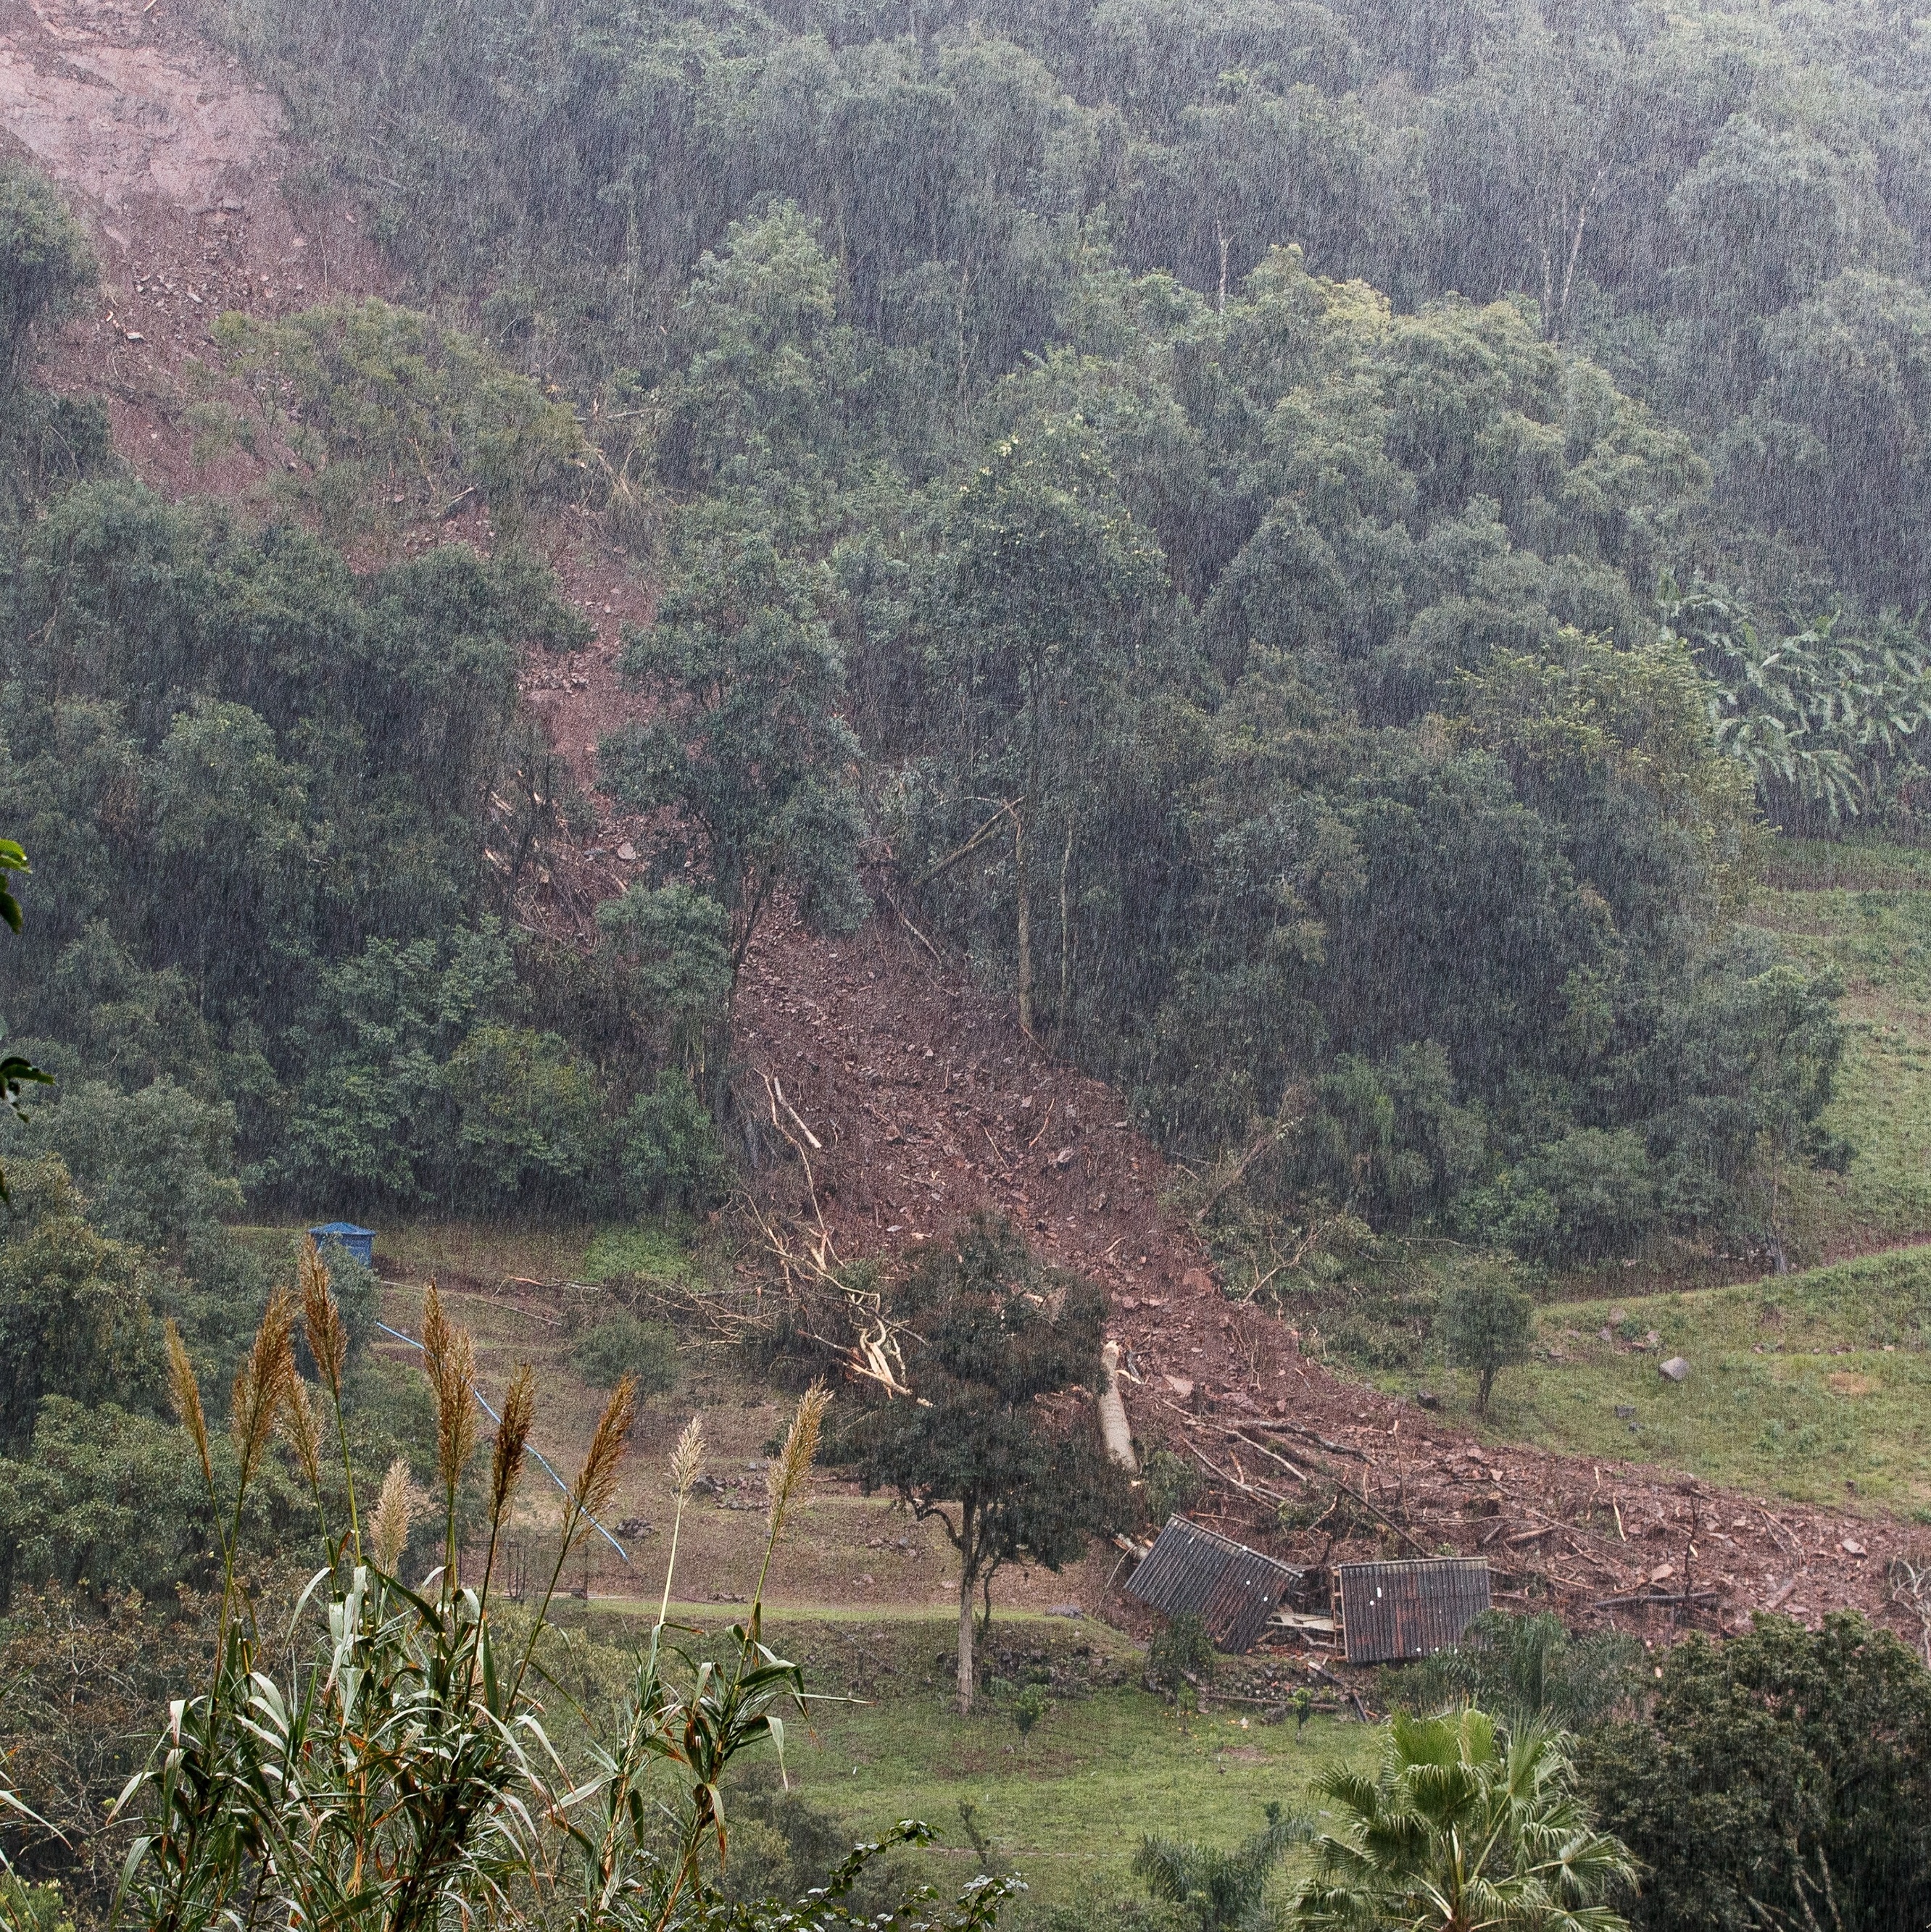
[9,0,1929,1660]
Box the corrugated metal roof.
[1335,1557,1491,1663]
[1125,1516,1303,1654]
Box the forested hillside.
[223,0,1931,615]
[10,3,1931,1929]
[42,0,1911,1256]
[2,0,1908,1258]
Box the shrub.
[1440,1266,1535,1412]
[621,1070,730,1212]
[442,1026,603,1199]
[1013,1682,1048,1742]
[581,1225,694,1286]
[1399,1610,1641,1732]
[0,158,94,387]
[1482,1128,1658,1263]
[0,1876,75,1932]
[1147,1612,1216,1695]
[1141,1448,1202,1525]
[570,1313,680,1396]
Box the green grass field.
[1402,1246,1931,1512]
[557,1604,1373,1921]
[1753,842,1931,1257]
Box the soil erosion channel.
[9,0,1929,1653]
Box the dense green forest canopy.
[7,0,1889,1272]
[181,0,1924,1257]
[232,0,1931,623]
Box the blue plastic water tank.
[310,1222,375,1268]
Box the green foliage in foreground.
[1293,1710,1635,1932]
[1582,1613,1931,1932]
[27,1263,1017,1932]
[1133,1803,1303,1932]
[1133,1804,1303,1932]
[0,1875,75,1932]
[1398,1613,1643,1739]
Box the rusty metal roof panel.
[1126,1516,1301,1654]
[1336,1557,1491,1663]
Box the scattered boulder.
[1416,1390,1440,1410]
[1164,1375,1195,1401]
[1659,1356,1690,1382]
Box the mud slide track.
[7,0,1927,1652]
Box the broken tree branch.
[907,800,1021,894]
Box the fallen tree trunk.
[1099,1341,1138,1474]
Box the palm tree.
[1136,1802,1310,1932]
[1407,1611,1642,1736]
[1291,1708,1636,1932]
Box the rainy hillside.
[3,1,1931,1928]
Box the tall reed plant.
[106,1239,1020,1932]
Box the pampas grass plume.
[668,1415,706,1502]
[281,1374,324,1494]
[165,1319,213,1488]
[489,1362,536,1529]
[422,1283,478,1499]
[565,1373,635,1548]
[299,1236,349,1397]
[767,1382,829,1543]
[370,1457,414,1574]
[230,1290,296,1493]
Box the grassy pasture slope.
[1354,840,1931,1512]
[1451,1250,1931,1511]
[1760,841,1931,1257]
[557,1604,1371,1917]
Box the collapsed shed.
[1125,1515,1303,1654]
[1333,1557,1492,1663]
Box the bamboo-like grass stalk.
[421,1281,478,1589]
[752,1381,829,1613]
[478,1360,536,1617]
[299,1235,362,1562]
[510,1373,637,1707]
[657,1415,707,1631]
[280,1375,329,1545]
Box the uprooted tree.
[826,1217,1128,1714]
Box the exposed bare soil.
[735,909,1931,1654]
[12,0,1930,1663]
